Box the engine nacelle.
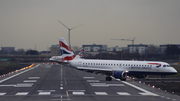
[113,71,127,81]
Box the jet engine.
[113,71,127,81]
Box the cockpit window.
[163,65,166,67]
[167,65,170,67]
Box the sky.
[0,0,180,51]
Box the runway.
[0,63,179,101]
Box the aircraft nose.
[171,67,178,74]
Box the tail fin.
[73,47,84,59]
[59,38,75,62]
[78,48,83,57]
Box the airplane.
[59,38,178,81]
[49,56,63,63]
[49,47,83,63]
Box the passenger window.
[163,65,166,67]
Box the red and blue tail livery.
[78,48,83,57]
[59,38,75,62]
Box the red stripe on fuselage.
[148,63,161,65]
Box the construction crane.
[111,37,135,45]
[111,37,135,53]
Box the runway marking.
[90,83,108,87]
[15,83,33,87]
[60,87,63,89]
[95,92,108,95]
[117,92,131,95]
[0,84,16,87]
[107,84,124,86]
[23,80,37,83]
[0,93,6,96]
[72,92,85,95]
[90,83,124,87]
[38,92,51,95]
[83,77,95,79]
[68,90,86,92]
[121,81,159,96]
[0,64,40,83]
[38,90,55,92]
[66,91,69,99]
[87,80,100,82]
[28,77,40,79]
[139,92,159,96]
[15,92,29,95]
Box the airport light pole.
[57,20,83,49]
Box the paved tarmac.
[0,63,179,101]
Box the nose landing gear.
[106,76,112,81]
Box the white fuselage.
[69,58,177,75]
[49,56,63,62]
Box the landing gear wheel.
[161,75,165,82]
[120,78,126,81]
[106,77,112,81]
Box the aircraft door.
[78,61,82,67]
[156,65,161,71]
[156,66,159,71]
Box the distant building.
[159,45,167,54]
[1,47,15,54]
[107,47,114,51]
[51,44,60,56]
[115,46,128,52]
[159,44,180,54]
[128,44,148,54]
[39,51,51,55]
[82,44,107,52]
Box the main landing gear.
[106,76,112,81]
[161,75,165,82]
